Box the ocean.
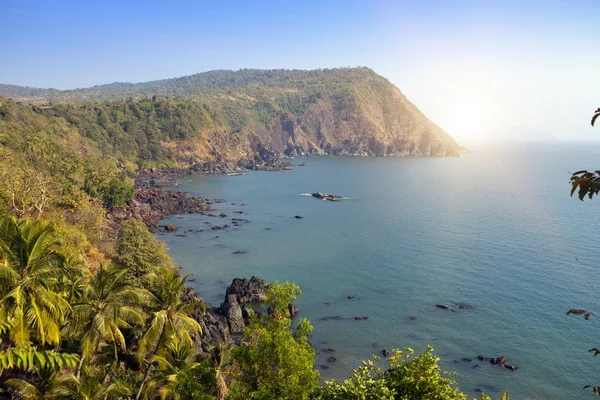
[159,141,600,399]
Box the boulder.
[193,308,233,355]
[294,215,304,219]
[165,223,178,232]
[226,276,269,303]
[221,294,245,334]
[490,355,507,365]
[355,316,369,320]
[288,303,300,317]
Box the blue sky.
[1,0,599,140]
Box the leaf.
[588,348,600,356]
[584,385,600,395]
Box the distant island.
[0,68,461,164]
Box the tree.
[228,282,319,400]
[136,268,202,398]
[314,347,497,400]
[0,217,77,346]
[116,218,174,286]
[66,263,145,376]
[141,341,200,400]
[569,107,600,200]
[50,364,131,400]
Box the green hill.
[0,68,461,162]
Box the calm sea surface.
[160,141,600,399]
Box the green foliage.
[0,217,79,346]
[386,347,466,400]
[51,364,131,400]
[116,218,175,286]
[313,357,394,400]
[174,360,218,400]
[229,282,319,400]
[0,347,79,371]
[137,268,202,364]
[66,263,145,368]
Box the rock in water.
[226,276,269,303]
[165,223,178,231]
[288,303,300,316]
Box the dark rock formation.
[232,250,247,254]
[108,188,214,232]
[355,316,369,320]
[294,215,304,219]
[288,303,300,317]
[490,355,507,365]
[311,192,342,202]
[225,276,269,303]
[436,304,451,310]
[327,356,337,362]
[221,294,245,334]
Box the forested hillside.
[1,68,461,159]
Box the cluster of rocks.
[108,189,214,232]
[311,192,342,202]
[182,277,268,355]
[479,355,518,371]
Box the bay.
[160,141,600,399]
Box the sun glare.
[447,99,487,140]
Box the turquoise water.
[160,142,600,399]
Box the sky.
[1,0,599,141]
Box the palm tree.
[141,341,199,400]
[66,263,145,377]
[5,364,59,400]
[0,217,78,346]
[136,267,202,399]
[209,342,231,400]
[50,364,131,400]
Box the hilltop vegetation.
[1,68,461,159]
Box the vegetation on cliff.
[1,68,461,160]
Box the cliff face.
[0,68,461,165]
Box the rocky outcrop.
[311,192,342,202]
[107,189,214,232]
[225,276,269,304]
[221,294,245,334]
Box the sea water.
[159,141,600,399]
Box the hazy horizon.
[2,0,599,141]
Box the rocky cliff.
[0,68,462,163]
